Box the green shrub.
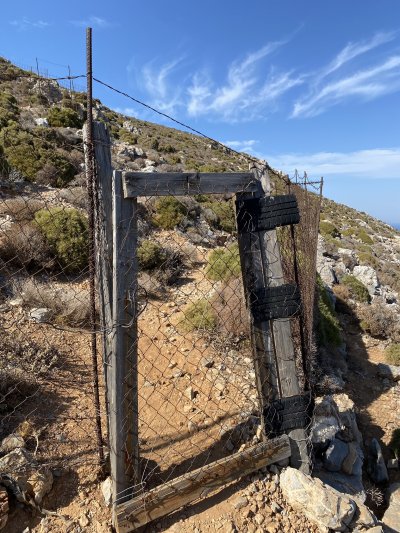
[137,241,167,270]
[152,197,187,229]
[119,130,137,144]
[206,244,241,281]
[203,200,236,233]
[359,303,400,340]
[0,92,19,128]
[0,125,76,185]
[385,344,400,365]
[150,138,159,150]
[47,107,83,128]
[316,274,342,347]
[341,275,371,303]
[320,220,341,239]
[34,208,88,273]
[357,252,378,269]
[167,154,181,165]
[342,227,373,245]
[183,299,216,331]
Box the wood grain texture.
[123,172,257,197]
[110,170,140,509]
[116,436,290,532]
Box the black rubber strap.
[263,392,314,437]
[250,284,301,322]
[236,194,300,233]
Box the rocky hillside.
[1,56,400,532]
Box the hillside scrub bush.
[152,196,188,229]
[342,227,374,245]
[34,207,88,273]
[0,198,45,222]
[320,220,341,239]
[0,91,19,128]
[138,241,167,270]
[203,199,236,233]
[385,344,400,365]
[183,298,216,331]
[359,302,400,341]
[206,244,241,281]
[0,222,53,269]
[316,274,342,347]
[47,107,83,128]
[341,274,371,303]
[0,125,76,185]
[119,130,137,144]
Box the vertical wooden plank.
[90,122,113,423]
[257,165,310,473]
[111,170,140,511]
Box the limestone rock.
[382,482,400,532]
[0,434,25,454]
[29,307,51,323]
[280,467,356,531]
[377,363,400,382]
[368,439,389,484]
[352,265,380,296]
[101,477,112,507]
[324,438,349,472]
[34,117,49,127]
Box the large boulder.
[368,439,389,484]
[280,467,376,532]
[352,265,380,296]
[377,363,400,382]
[383,483,400,532]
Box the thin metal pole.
[85,26,104,465]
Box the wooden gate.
[91,122,312,532]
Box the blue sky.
[1,1,400,225]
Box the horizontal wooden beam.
[115,435,290,532]
[122,171,258,197]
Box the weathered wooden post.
[236,162,311,473]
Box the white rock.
[0,434,26,454]
[29,308,51,323]
[383,482,400,532]
[352,265,380,296]
[34,117,49,127]
[101,477,112,506]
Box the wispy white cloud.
[224,139,259,153]
[10,18,50,31]
[292,31,400,118]
[70,16,112,28]
[187,42,303,121]
[266,148,400,179]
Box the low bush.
[203,199,236,233]
[138,241,168,270]
[0,91,19,128]
[0,222,53,269]
[384,344,400,365]
[341,275,371,303]
[206,244,241,281]
[15,279,91,327]
[342,227,374,245]
[34,207,88,273]
[47,106,83,128]
[119,130,137,144]
[316,274,342,347]
[152,196,188,229]
[0,198,45,222]
[183,298,216,331]
[320,220,341,239]
[359,302,400,340]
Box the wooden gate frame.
[91,122,309,532]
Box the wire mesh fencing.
[97,163,322,506]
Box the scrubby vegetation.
[341,274,371,303]
[359,302,400,340]
[316,274,342,347]
[183,299,216,331]
[152,197,188,229]
[202,199,236,233]
[47,106,83,128]
[34,207,88,273]
[319,220,341,239]
[384,344,400,365]
[206,244,241,281]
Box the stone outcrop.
[352,265,380,296]
[280,467,377,532]
[383,482,400,532]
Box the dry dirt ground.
[2,251,320,533]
